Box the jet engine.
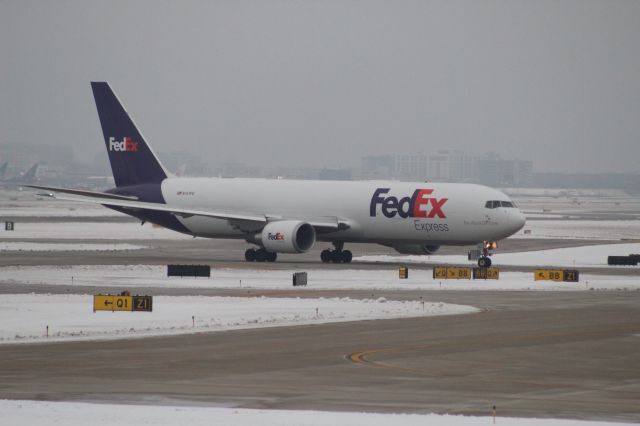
[256,220,316,253]
[391,244,440,255]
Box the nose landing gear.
[477,241,497,267]
[477,256,492,267]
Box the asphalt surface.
[0,291,639,422]
[1,237,638,276]
[1,238,640,422]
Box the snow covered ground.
[0,400,631,426]
[0,242,145,251]
[356,242,640,269]
[0,217,638,242]
[1,263,638,292]
[0,293,475,344]
[513,219,640,240]
[0,221,191,240]
[0,190,123,218]
[0,206,124,217]
[504,188,630,198]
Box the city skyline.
[5,140,640,193]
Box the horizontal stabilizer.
[27,185,139,201]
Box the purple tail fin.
[91,82,168,187]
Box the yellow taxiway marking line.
[348,347,425,374]
[347,322,640,375]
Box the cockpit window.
[485,200,516,209]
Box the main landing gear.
[321,242,352,263]
[245,247,277,262]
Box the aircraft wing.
[27,185,140,200]
[27,185,346,231]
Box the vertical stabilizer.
[22,163,39,182]
[91,82,169,187]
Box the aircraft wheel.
[342,250,353,263]
[478,256,492,267]
[245,249,256,262]
[266,251,277,262]
[321,249,331,263]
[330,250,342,263]
[253,248,265,262]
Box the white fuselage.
[161,177,526,246]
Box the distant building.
[477,152,533,187]
[513,159,533,187]
[427,150,477,181]
[318,168,352,181]
[360,154,429,180]
[396,153,429,180]
[159,151,212,176]
[360,155,396,179]
[360,150,533,186]
[0,142,74,172]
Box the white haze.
[1,1,639,173]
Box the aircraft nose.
[512,210,526,232]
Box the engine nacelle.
[256,220,316,253]
[392,244,440,255]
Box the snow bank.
[356,243,640,269]
[512,219,640,240]
[1,218,639,242]
[0,400,629,426]
[0,221,191,240]
[1,264,639,292]
[0,293,476,344]
[0,206,123,217]
[0,242,145,252]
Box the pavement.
[1,237,638,276]
[1,237,640,422]
[0,290,639,422]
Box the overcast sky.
[1,0,639,173]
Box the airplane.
[2,162,40,186]
[29,82,526,266]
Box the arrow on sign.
[104,300,113,306]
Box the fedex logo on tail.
[109,137,139,152]
[370,188,448,219]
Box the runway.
[2,226,640,422]
[1,290,639,422]
[1,237,637,276]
